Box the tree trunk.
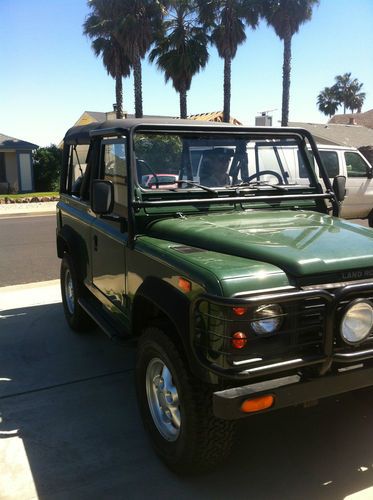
[281,28,292,127]
[115,53,123,119]
[223,56,231,123]
[179,82,187,119]
[133,53,143,118]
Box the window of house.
[0,153,6,182]
[345,152,369,178]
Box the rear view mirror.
[91,180,114,214]
[333,175,346,203]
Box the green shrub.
[33,145,62,191]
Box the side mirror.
[367,166,373,180]
[333,175,346,203]
[91,180,114,215]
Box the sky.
[1,0,372,147]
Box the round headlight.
[251,304,283,335]
[341,300,373,344]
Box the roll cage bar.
[62,120,340,246]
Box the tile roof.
[188,111,242,125]
[0,133,38,150]
[289,121,373,148]
[86,111,106,122]
[329,109,373,129]
[78,110,242,124]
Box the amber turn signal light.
[241,395,274,413]
[178,277,191,293]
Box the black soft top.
[63,117,312,146]
[63,118,237,145]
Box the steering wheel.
[246,170,283,184]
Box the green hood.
[147,210,373,278]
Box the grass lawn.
[0,192,59,200]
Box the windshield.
[134,132,317,192]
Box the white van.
[244,143,373,225]
[301,145,373,225]
[187,141,373,226]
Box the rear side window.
[345,152,369,178]
[298,150,315,178]
[298,150,339,178]
[319,151,339,177]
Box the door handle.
[93,235,98,251]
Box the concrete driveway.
[2,282,373,499]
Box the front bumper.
[213,363,373,419]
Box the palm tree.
[317,73,366,117]
[119,1,166,118]
[198,0,260,123]
[83,0,131,118]
[262,0,319,126]
[347,91,365,114]
[333,73,366,114]
[149,0,209,118]
[317,86,340,118]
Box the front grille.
[193,282,373,377]
[296,296,326,346]
[193,294,328,370]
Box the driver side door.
[91,138,129,324]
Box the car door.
[91,137,129,319]
[341,151,373,219]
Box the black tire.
[135,327,235,474]
[60,253,93,332]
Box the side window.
[345,152,369,178]
[319,151,339,177]
[102,140,127,217]
[64,144,90,198]
[298,150,315,178]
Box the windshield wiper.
[232,181,288,192]
[175,180,218,195]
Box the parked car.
[141,173,178,189]
[57,119,373,474]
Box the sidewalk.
[0,201,57,217]
[0,279,61,311]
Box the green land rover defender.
[57,118,373,473]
